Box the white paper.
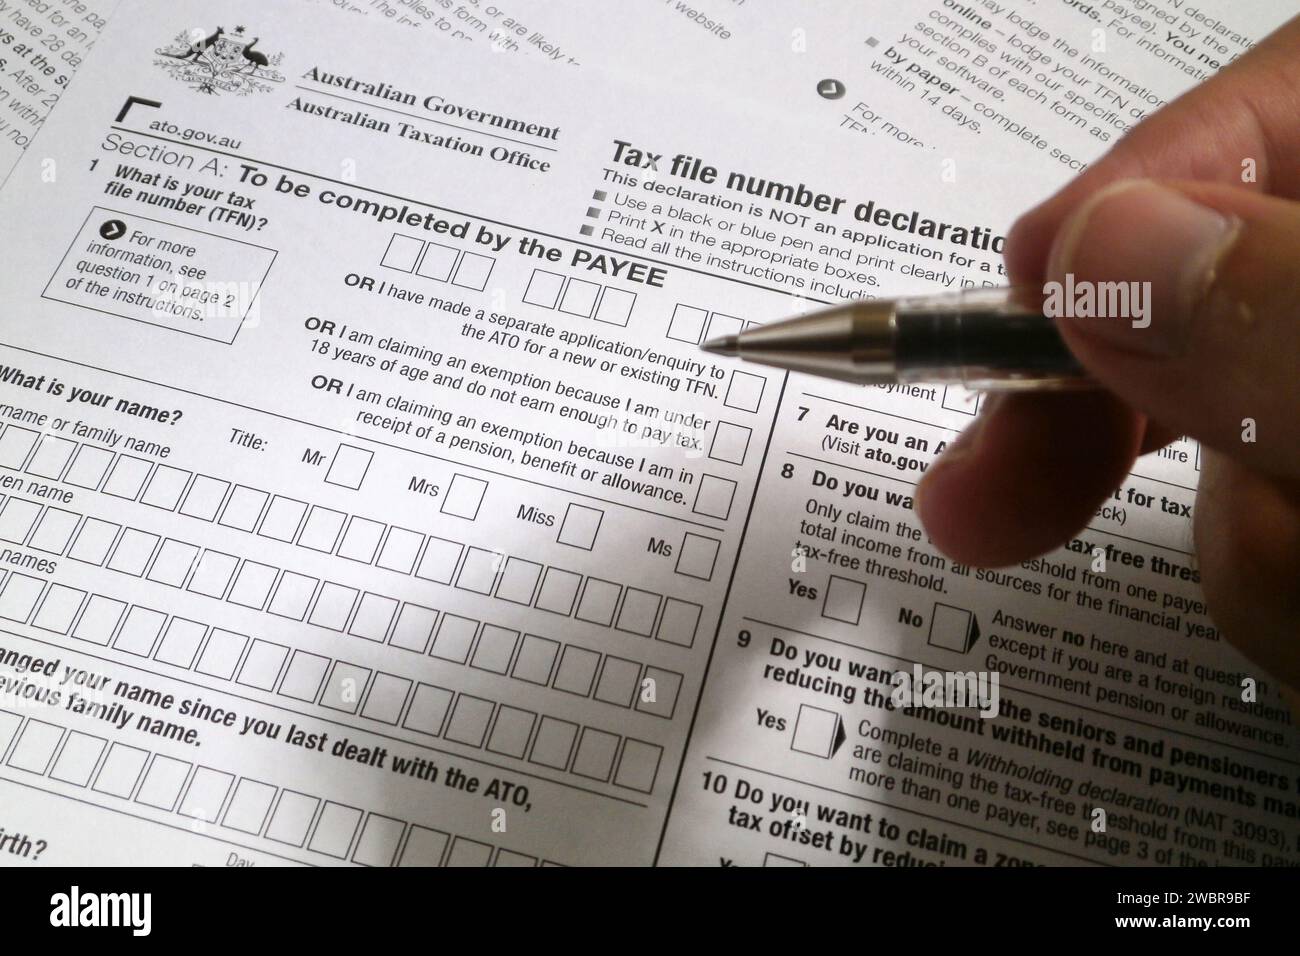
[0,0,1295,868]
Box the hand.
[916,17,1300,689]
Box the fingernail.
[1046,179,1240,355]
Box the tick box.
[791,703,844,759]
[325,443,373,490]
[667,304,708,344]
[381,233,424,272]
[559,278,600,318]
[523,269,564,309]
[724,370,765,413]
[417,242,459,282]
[0,425,38,469]
[821,575,866,625]
[708,421,752,465]
[692,474,737,521]
[705,312,744,342]
[594,287,635,326]
[928,602,978,653]
[675,532,720,581]
[942,386,981,416]
[452,252,494,291]
[556,503,603,550]
[441,473,487,520]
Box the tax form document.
[0,0,1296,868]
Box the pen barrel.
[893,288,1088,390]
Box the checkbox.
[529,716,577,770]
[692,474,737,520]
[0,498,40,543]
[145,538,200,587]
[616,588,661,637]
[594,287,635,326]
[523,269,564,309]
[560,278,600,317]
[399,826,450,866]
[389,602,438,653]
[107,528,159,576]
[154,618,207,669]
[353,814,405,867]
[822,575,866,625]
[635,666,682,719]
[575,578,620,626]
[278,650,330,702]
[113,605,166,657]
[376,527,423,574]
[431,614,478,664]
[321,661,372,713]
[28,507,79,554]
[403,683,454,737]
[337,515,385,562]
[495,557,541,605]
[140,465,191,510]
[50,731,107,787]
[487,706,536,759]
[6,719,63,774]
[25,435,76,479]
[325,443,373,490]
[135,754,191,811]
[444,694,495,747]
[553,645,600,696]
[92,743,148,798]
[258,495,307,542]
[705,312,744,341]
[179,767,234,823]
[227,560,278,610]
[222,778,277,835]
[441,473,487,520]
[64,444,113,490]
[102,455,151,500]
[667,304,708,344]
[236,640,289,691]
[942,385,981,415]
[709,421,752,465]
[572,728,619,782]
[31,584,86,635]
[266,790,320,847]
[72,594,126,646]
[309,802,362,859]
[382,233,424,272]
[656,597,702,648]
[446,837,492,868]
[308,582,357,631]
[613,739,662,793]
[594,656,640,708]
[196,628,247,680]
[297,505,347,552]
[349,592,398,642]
[179,475,229,521]
[415,535,463,584]
[0,425,39,468]
[511,634,559,685]
[360,673,412,724]
[534,566,581,615]
[187,549,238,598]
[456,546,500,595]
[267,571,319,620]
[417,242,459,281]
[675,532,720,581]
[452,252,494,291]
[0,573,44,622]
[724,370,766,413]
[68,517,119,565]
[791,703,844,759]
[928,602,977,653]
[557,503,603,550]
[219,485,268,531]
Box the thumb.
[1044,178,1300,478]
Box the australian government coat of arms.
[155,25,285,95]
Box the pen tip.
[700,334,739,356]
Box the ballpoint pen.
[700,287,1093,390]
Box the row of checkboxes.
[0,708,551,866]
[521,267,636,326]
[381,232,495,292]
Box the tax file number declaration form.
[0,0,1295,868]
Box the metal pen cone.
[700,334,739,355]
